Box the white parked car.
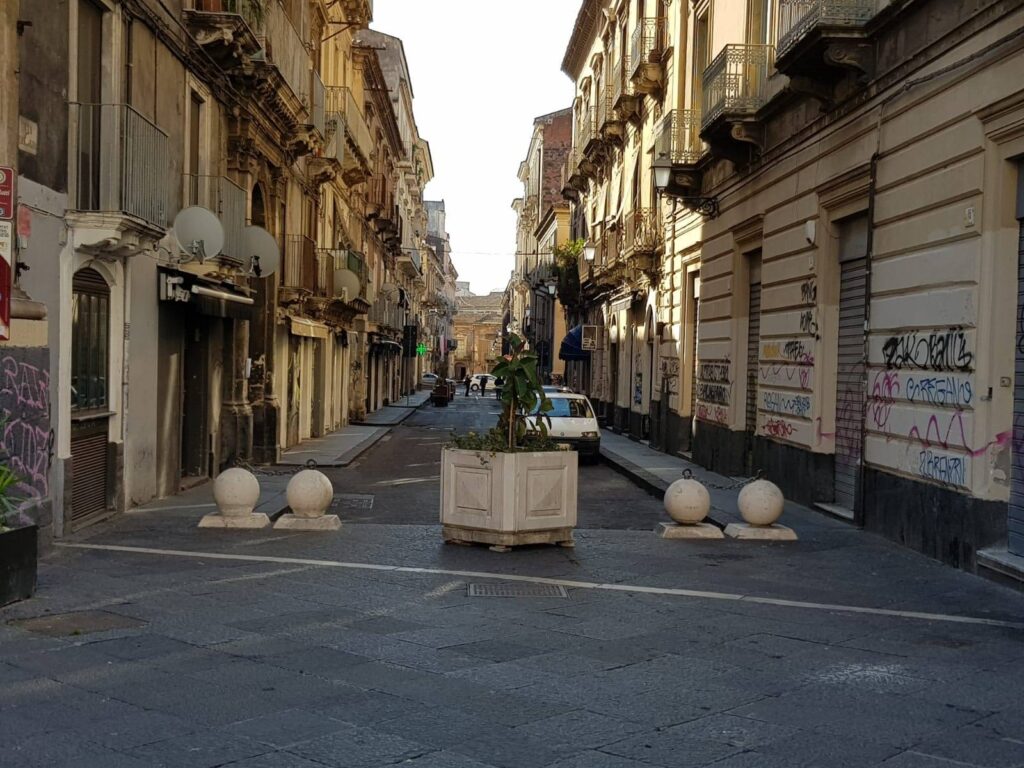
[421,372,439,388]
[527,392,600,460]
[469,374,495,392]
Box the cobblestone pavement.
[2,396,1024,767]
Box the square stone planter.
[0,524,38,607]
[440,448,578,551]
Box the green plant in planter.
[450,333,556,453]
[0,465,24,533]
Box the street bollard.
[725,478,797,540]
[275,469,341,531]
[658,470,723,539]
[199,468,270,529]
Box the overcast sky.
[370,1,580,296]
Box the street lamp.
[652,156,719,218]
[583,242,596,262]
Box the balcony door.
[76,0,104,211]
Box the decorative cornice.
[561,0,604,80]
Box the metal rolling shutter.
[70,424,108,526]
[1010,218,1024,555]
[834,256,868,510]
[746,282,761,432]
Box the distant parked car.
[421,372,439,389]
[526,392,600,461]
[470,374,495,392]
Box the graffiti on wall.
[697,363,730,383]
[0,350,52,500]
[659,357,679,394]
[696,403,728,425]
[761,391,811,418]
[696,382,730,405]
[881,328,973,372]
[762,339,814,365]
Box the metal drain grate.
[468,583,569,598]
[330,494,375,511]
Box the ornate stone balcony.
[630,18,667,94]
[700,44,774,165]
[776,0,877,101]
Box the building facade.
[560,0,1024,573]
[10,0,447,538]
[452,291,504,381]
[507,109,573,380]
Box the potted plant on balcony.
[441,333,578,552]
[0,463,38,607]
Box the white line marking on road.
[54,543,1024,630]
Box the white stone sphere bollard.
[664,477,711,525]
[737,479,785,526]
[286,469,334,519]
[213,468,261,517]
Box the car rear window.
[535,398,593,418]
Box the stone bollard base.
[198,512,271,529]
[274,514,342,531]
[724,523,798,541]
[658,522,724,539]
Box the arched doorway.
[70,267,112,528]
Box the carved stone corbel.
[824,41,875,81]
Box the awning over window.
[559,325,591,361]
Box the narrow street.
[2,397,1024,767]
[323,393,666,531]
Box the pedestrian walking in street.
[464,374,471,397]
[480,376,488,397]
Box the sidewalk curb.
[599,447,729,531]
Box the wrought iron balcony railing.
[655,109,704,165]
[777,0,877,60]
[251,1,311,110]
[701,44,775,129]
[630,18,667,77]
[183,174,246,264]
[623,208,663,256]
[310,70,326,136]
[325,86,372,164]
[71,103,170,228]
[578,106,600,154]
[284,235,317,293]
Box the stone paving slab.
[353,390,432,425]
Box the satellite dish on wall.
[243,225,280,277]
[380,282,400,300]
[173,206,224,263]
[334,268,361,300]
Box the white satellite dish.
[243,225,280,277]
[380,281,400,300]
[334,268,362,300]
[173,206,224,263]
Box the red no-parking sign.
[0,166,13,221]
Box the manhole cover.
[468,583,568,598]
[330,494,374,511]
[9,610,146,637]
